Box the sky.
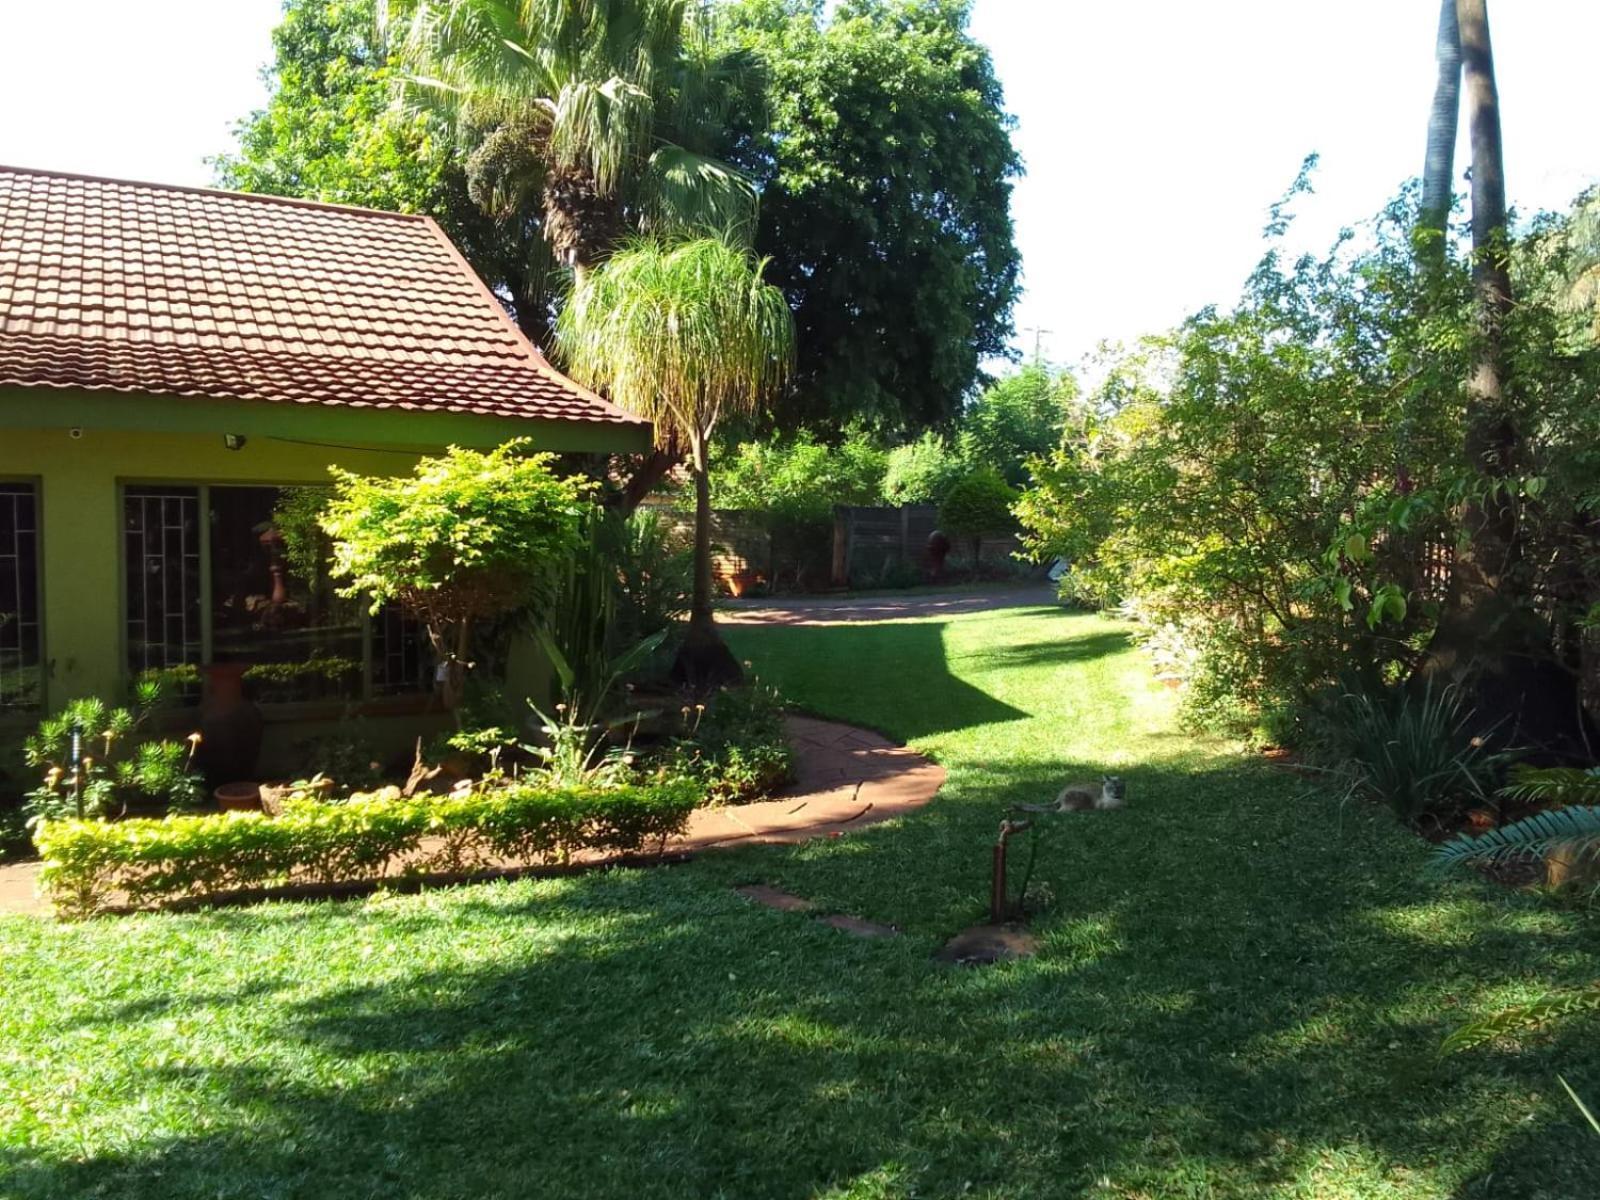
[2,1,1597,370]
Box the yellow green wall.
[0,386,641,764]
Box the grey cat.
[1053,774,1126,811]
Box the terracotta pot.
[200,662,265,785]
[215,781,262,812]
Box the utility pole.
[1022,326,1053,367]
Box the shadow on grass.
[9,756,1600,1199]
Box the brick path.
[0,716,943,918]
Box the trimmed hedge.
[34,779,701,918]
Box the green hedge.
[34,779,701,919]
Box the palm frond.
[641,145,758,244]
[1500,765,1600,807]
[555,237,795,448]
[1429,805,1600,875]
[1439,985,1600,1057]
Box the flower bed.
[34,778,701,919]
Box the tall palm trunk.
[1423,2,1587,753]
[1454,0,1517,613]
[1419,0,1462,245]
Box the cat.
[1053,774,1126,812]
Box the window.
[123,484,430,704]
[0,482,42,710]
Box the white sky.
[1,1,1596,368]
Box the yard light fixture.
[224,433,248,451]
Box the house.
[0,164,648,772]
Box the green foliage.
[557,238,795,454]
[321,442,592,712]
[958,364,1079,488]
[1018,177,1600,731]
[23,688,203,826]
[522,701,638,790]
[939,467,1018,553]
[716,0,1021,431]
[663,681,793,805]
[34,778,702,918]
[881,432,964,506]
[387,0,756,268]
[1314,681,1508,823]
[1431,805,1600,877]
[1439,986,1600,1058]
[714,429,887,522]
[612,509,694,646]
[1499,764,1600,808]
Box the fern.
[1440,986,1600,1057]
[1429,806,1600,876]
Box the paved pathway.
[0,715,943,918]
[719,583,1057,626]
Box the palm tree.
[1419,0,1461,253]
[385,0,755,287]
[556,237,794,685]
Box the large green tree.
[214,0,560,342]
[384,0,756,285]
[716,0,1022,432]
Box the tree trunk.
[691,450,715,630]
[613,440,685,515]
[1454,0,1517,617]
[1421,2,1589,756]
[671,435,743,690]
[1420,0,1462,243]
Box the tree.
[1419,2,1585,753]
[214,0,560,343]
[319,442,593,713]
[940,467,1018,566]
[557,238,795,685]
[385,0,756,287]
[881,432,963,506]
[958,364,1080,488]
[1419,0,1462,247]
[716,0,1021,431]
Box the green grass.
[4,606,1599,1198]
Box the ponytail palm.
[557,237,794,684]
[386,0,756,282]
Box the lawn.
[3,604,1599,1198]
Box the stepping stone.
[934,923,1039,966]
[735,884,815,913]
[817,913,899,938]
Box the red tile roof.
[0,164,643,428]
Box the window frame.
[0,476,44,714]
[117,478,433,716]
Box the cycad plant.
[385,0,756,282]
[1431,766,1600,879]
[557,236,794,685]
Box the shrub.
[939,467,1019,562]
[665,682,793,805]
[881,433,964,506]
[23,685,203,826]
[1312,680,1510,824]
[34,777,702,918]
[321,440,594,709]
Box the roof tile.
[0,165,641,428]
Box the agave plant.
[1317,679,1511,823]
